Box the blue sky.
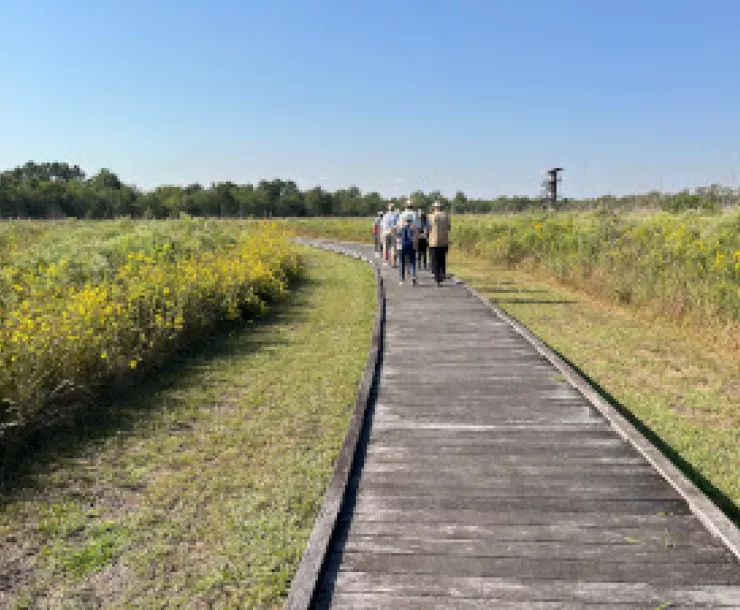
[2,0,740,198]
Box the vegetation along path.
[0,246,376,609]
[292,240,740,609]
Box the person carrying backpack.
[397,200,417,269]
[398,215,417,285]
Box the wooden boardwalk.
[296,241,740,609]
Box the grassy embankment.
[285,212,740,519]
[0,220,376,607]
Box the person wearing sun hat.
[428,200,451,286]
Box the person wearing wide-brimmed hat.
[428,200,451,286]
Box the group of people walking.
[372,200,451,286]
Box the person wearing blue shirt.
[396,201,419,264]
[398,215,418,285]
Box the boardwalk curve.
[287,239,740,609]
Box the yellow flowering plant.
[0,219,301,446]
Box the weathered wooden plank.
[382,370,560,377]
[371,421,609,431]
[381,370,566,379]
[373,408,599,420]
[372,425,617,435]
[381,355,553,364]
[342,509,707,528]
[332,552,740,584]
[375,393,592,403]
[361,463,657,476]
[340,536,734,563]
[344,521,720,546]
[381,352,550,361]
[317,593,682,609]
[354,482,682,501]
[374,397,594,409]
[370,426,616,438]
[373,414,604,425]
[362,455,651,467]
[381,374,565,384]
[358,470,667,484]
[368,436,628,448]
[353,479,670,496]
[352,494,691,514]
[324,573,740,606]
[368,440,629,453]
[364,444,640,458]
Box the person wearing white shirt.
[382,202,399,266]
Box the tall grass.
[276,218,372,244]
[455,210,740,325]
[0,218,301,448]
[284,210,740,332]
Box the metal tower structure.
[543,167,563,211]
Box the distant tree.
[452,190,467,213]
[305,186,333,216]
[662,190,717,213]
[1,160,738,219]
[89,168,122,190]
[363,191,383,215]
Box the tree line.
[1,161,738,219]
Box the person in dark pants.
[428,200,451,286]
[416,210,429,270]
[398,215,417,285]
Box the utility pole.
[545,167,563,211]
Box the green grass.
[0,246,376,609]
[278,218,372,244]
[451,250,740,522]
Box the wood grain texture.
[288,240,740,610]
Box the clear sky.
[2,0,740,199]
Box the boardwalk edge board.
[284,239,386,610]
[458,277,740,561]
